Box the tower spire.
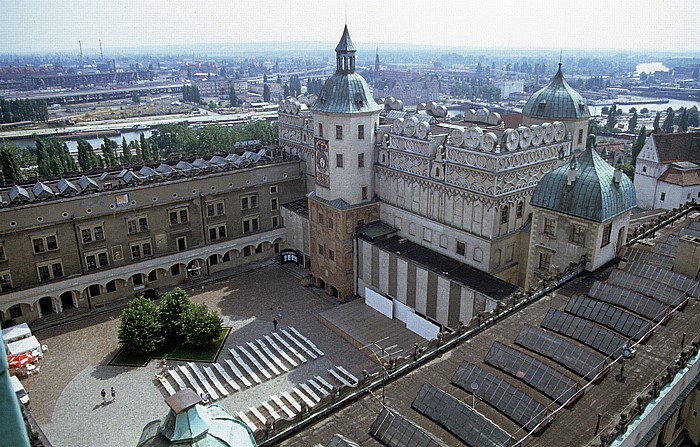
[334,25,357,74]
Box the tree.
[100,137,118,167]
[183,303,223,348]
[263,73,268,83]
[631,125,647,164]
[228,87,240,107]
[0,143,22,183]
[76,138,99,171]
[640,107,649,115]
[263,84,271,102]
[653,112,661,131]
[688,106,699,128]
[118,297,163,354]
[678,107,688,132]
[627,110,638,132]
[663,109,675,133]
[158,288,191,343]
[131,92,141,104]
[121,136,134,166]
[606,104,617,131]
[140,132,151,162]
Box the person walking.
[277,306,283,321]
[110,387,116,401]
[273,318,278,332]
[101,388,106,403]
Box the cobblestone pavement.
[23,264,374,447]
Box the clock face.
[315,137,330,187]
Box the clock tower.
[308,25,382,301]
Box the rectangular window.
[543,217,556,235]
[106,280,117,292]
[272,215,280,227]
[169,208,189,225]
[130,240,153,260]
[516,201,524,219]
[538,252,552,270]
[270,185,278,194]
[208,224,227,241]
[501,206,509,224]
[133,274,144,286]
[318,123,323,137]
[318,244,324,256]
[243,246,252,257]
[0,245,5,261]
[241,195,258,210]
[207,200,226,216]
[89,284,101,297]
[456,241,466,256]
[318,213,324,225]
[336,153,344,167]
[328,249,335,261]
[358,153,365,168]
[171,264,181,276]
[578,129,584,144]
[358,124,365,140]
[9,304,22,318]
[270,198,278,211]
[81,224,105,244]
[660,192,666,201]
[0,270,12,291]
[362,186,368,200]
[32,234,59,254]
[601,223,612,247]
[37,259,63,282]
[127,216,149,234]
[570,224,586,245]
[148,270,158,281]
[242,217,259,233]
[85,250,109,271]
[328,217,334,230]
[335,125,343,140]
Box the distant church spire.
[335,25,357,74]
[375,47,380,72]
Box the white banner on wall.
[365,287,393,319]
[393,299,413,324]
[406,312,440,341]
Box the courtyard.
[22,264,375,447]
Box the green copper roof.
[335,25,356,52]
[531,144,635,222]
[523,64,590,120]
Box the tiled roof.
[334,25,356,52]
[311,72,381,114]
[522,64,590,120]
[658,164,700,186]
[652,132,700,163]
[531,146,635,222]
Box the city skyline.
[2,0,699,55]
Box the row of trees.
[0,98,49,124]
[450,79,501,101]
[118,288,223,354]
[0,120,278,182]
[182,85,201,104]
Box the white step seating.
[188,362,219,400]
[224,358,252,387]
[246,342,280,376]
[236,411,257,432]
[229,348,262,384]
[290,326,325,357]
[257,339,289,372]
[264,335,299,367]
[281,391,302,413]
[260,401,281,420]
[308,378,328,396]
[281,329,317,360]
[315,375,334,391]
[238,346,272,380]
[168,369,187,390]
[300,383,321,402]
[203,366,229,397]
[157,374,176,396]
[293,386,317,408]
[214,362,241,391]
[272,332,307,363]
[335,365,359,385]
[178,364,204,396]
[271,394,296,418]
[249,406,267,425]
[328,368,354,387]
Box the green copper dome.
[311,26,381,115]
[523,64,590,120]
[531,142,635,222]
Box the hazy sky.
[2,0,699,54]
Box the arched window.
[501,205,509,224]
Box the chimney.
[567,156,578,186]
[613,170,622,184]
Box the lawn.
[110,327,230,367]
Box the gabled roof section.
[531,145,635,222]
[522,64,590,120]
[650,132,700,163]
[658,163,700,186]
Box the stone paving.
[23,264,375,447]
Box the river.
[7,130,153,152]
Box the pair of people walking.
[273,306,283,331]
[100,387,116,403]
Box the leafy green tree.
[118,297,163,354]
[121,137,134,165]
[34,139,50,177]
[678,107,688,132]
[618,163,635,181]
[183,303,223,348]
[140,132,151,162]
[0,143,22,182]
[149,124,197,157]
[131,92,141,104]
[158,288,192,343]
[663,109,675,133]
[76,138,99,171]
[228,87,240,106]
[627,110,638,132]
[606,105,617,131]
[653,112,661,131]
[640,108,649,115]
[631,125,647,164]
[100,137,118,167]
[688,106,699,128]
[263,84,271,102]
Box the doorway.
[60,291,75,309]
[38,296,54,315]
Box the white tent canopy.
[2,322,32,344]
[7,335,41,356]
